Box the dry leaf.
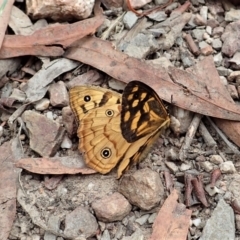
[149,189,192,240]
[64,36,240,121]
[22,58,79,102]
[15,156,97,175]
[0,138,23,240]
[0,15,105,59]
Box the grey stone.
[199,199,235,240]
[135,214,150,225]
[212,38,222,50]
[123,11,138,29]
[192,28,205,41]
[225,9,240,22]
[64,206,98,238]
[213,52,223,66]
[220,161,236,173]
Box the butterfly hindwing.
[121,81,170,143]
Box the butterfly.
[69,81,170,178]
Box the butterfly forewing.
[121,81,170,143]
[69,86,121,123]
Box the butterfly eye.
[101,148,112,158]
[84,95,91,102]
[105,109,114,117]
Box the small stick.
[164,171,174,192]
[191,175,209,207]
[199,121,217,148]
[101,12,125,40]
[179,113,203,161]
[210,168,221,188]
[183,33,200,56]
[206,117,240,155]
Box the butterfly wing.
[69,86,121,122]
[79,104,131,174]
[121,81,170,143]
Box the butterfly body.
[69,81,170,178]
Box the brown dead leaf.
[15,156,97,175]
[149,189,192,240]
[187,56,240,147]
[0,15,105,59]
[0,0,15,47]
[64,36,240,121]
[0,138,23,240]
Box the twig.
[206,117,240,155]
[183,33,200,56]
[191,175,209,207]
[179,113,203,161]
[101,12,125,40]
[126,0,173,17]
[199,121,217,148]
[210,168,221,188]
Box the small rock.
[192,29,205,41]
[213,52,223,66]
[34,98,50,111]
[46,111,54,120]
[119,33,159,59]
[222,20,240,57]
[165,147,179,161]
[193,14,206,26]
[123,11,138,29]
[101,229,111,240]
[135,214,150,225]
[119,168,164,210]
[225,9,240,22]
[205,184,221,196]
[121,228,144,240]
[62,106,76,137]
[201,45,214,55]
[212,38,222,50]
[212,26,224,37]
[148,212,157,224]
[207,19,220,28]
[61,135,72,149]
[108,79,126,91]
[92,192,131,222]
[49,81,69,107]
[165,161,179,173]
[220,161,236,173]
[64,206,98,238]
[180,163,191,171]
[9,88,26,102]
[217,66,231,76]
[227,84,239,99]
[192,218,202,228]
[200,161,214,172]
[210,155,224,164]
[199,199,235,240]
[22,110,65,156]
[200,6,208,21]
[131,0,151,8]
[147,11,167,22]
[229,52,240,65]
[206,26,212,35]
[228,71,240,81]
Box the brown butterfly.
[69,81,170,178]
